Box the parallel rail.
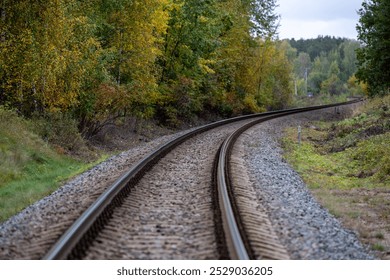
[215,98,362,259]
[43,99,361,259]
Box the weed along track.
[1,101,371,260]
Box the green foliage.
[320,74,344,96]
[154,0,291,124]
[286,37,362,97]
[32,112,91,159]
[372,243,385,252]
[356,0,390,96]
[158,0,221,121]
[328,95,390,147]
[249,0,280,38]
[0,0,101,114]
[1,0,291,130]
[289,36,346,60]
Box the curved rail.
[43,99,361,259]
[42,109,278,259]
[216,100,363,259]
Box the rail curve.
[43,99,362,259]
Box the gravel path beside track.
[239,106,374,259]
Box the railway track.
[43,100,361,260]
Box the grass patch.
[0,158,86,222]
[281,97,390,259]
[372,244,385,252]
[0,107,104,223]
[282,128,381,190]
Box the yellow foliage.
[198,58,216,74]
[347,75,368,96]
[243,94,261,112]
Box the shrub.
[32,112,90,159]
[352,133,390,180]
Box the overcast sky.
[276,0,363,40]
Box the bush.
[352,133,390,180]
[32,112,90,159]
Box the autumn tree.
[72,0,171,135]
[212,0,290,114]
[249,39,292,110]
[1,0,294,133]
[356,0,390,96]
[0,0,100,115]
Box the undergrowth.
[0,107,103,222]
[282,95,390,258]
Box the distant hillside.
[288,36,353,60]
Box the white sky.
[276,0,363,39]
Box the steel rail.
[43,99,361,259]
[42,109,281,259]
[216,99,363,259]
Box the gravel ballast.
[0,130,194,259]
[239,106,374,259]
[0,104,374,259]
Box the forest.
[0,0,386,140]
[0,0,288,134]
[286,36,365,98]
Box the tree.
[288,37,362,97]
[0,0,290,132]
[294,52,311,79]
[0,0,100,114]
[74,0,171,135]
[339,40,360,82]
[308,57,328,95]
[157,0,222,122]
[249,0,280,38]
[356,0,390,96]
[253,40,292,109]
[213,0,290,113]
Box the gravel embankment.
[239,106,374,259]
[0,130,195,259]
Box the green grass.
[282,131,381,190]
[372,243,385,252]
[0,157,86,222]
[283,95,390,189]
[281,96,390,258]
[0,107,99,222]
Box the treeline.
[0,0,292,135]
[289,36,347,60]
[283,37,365,97]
